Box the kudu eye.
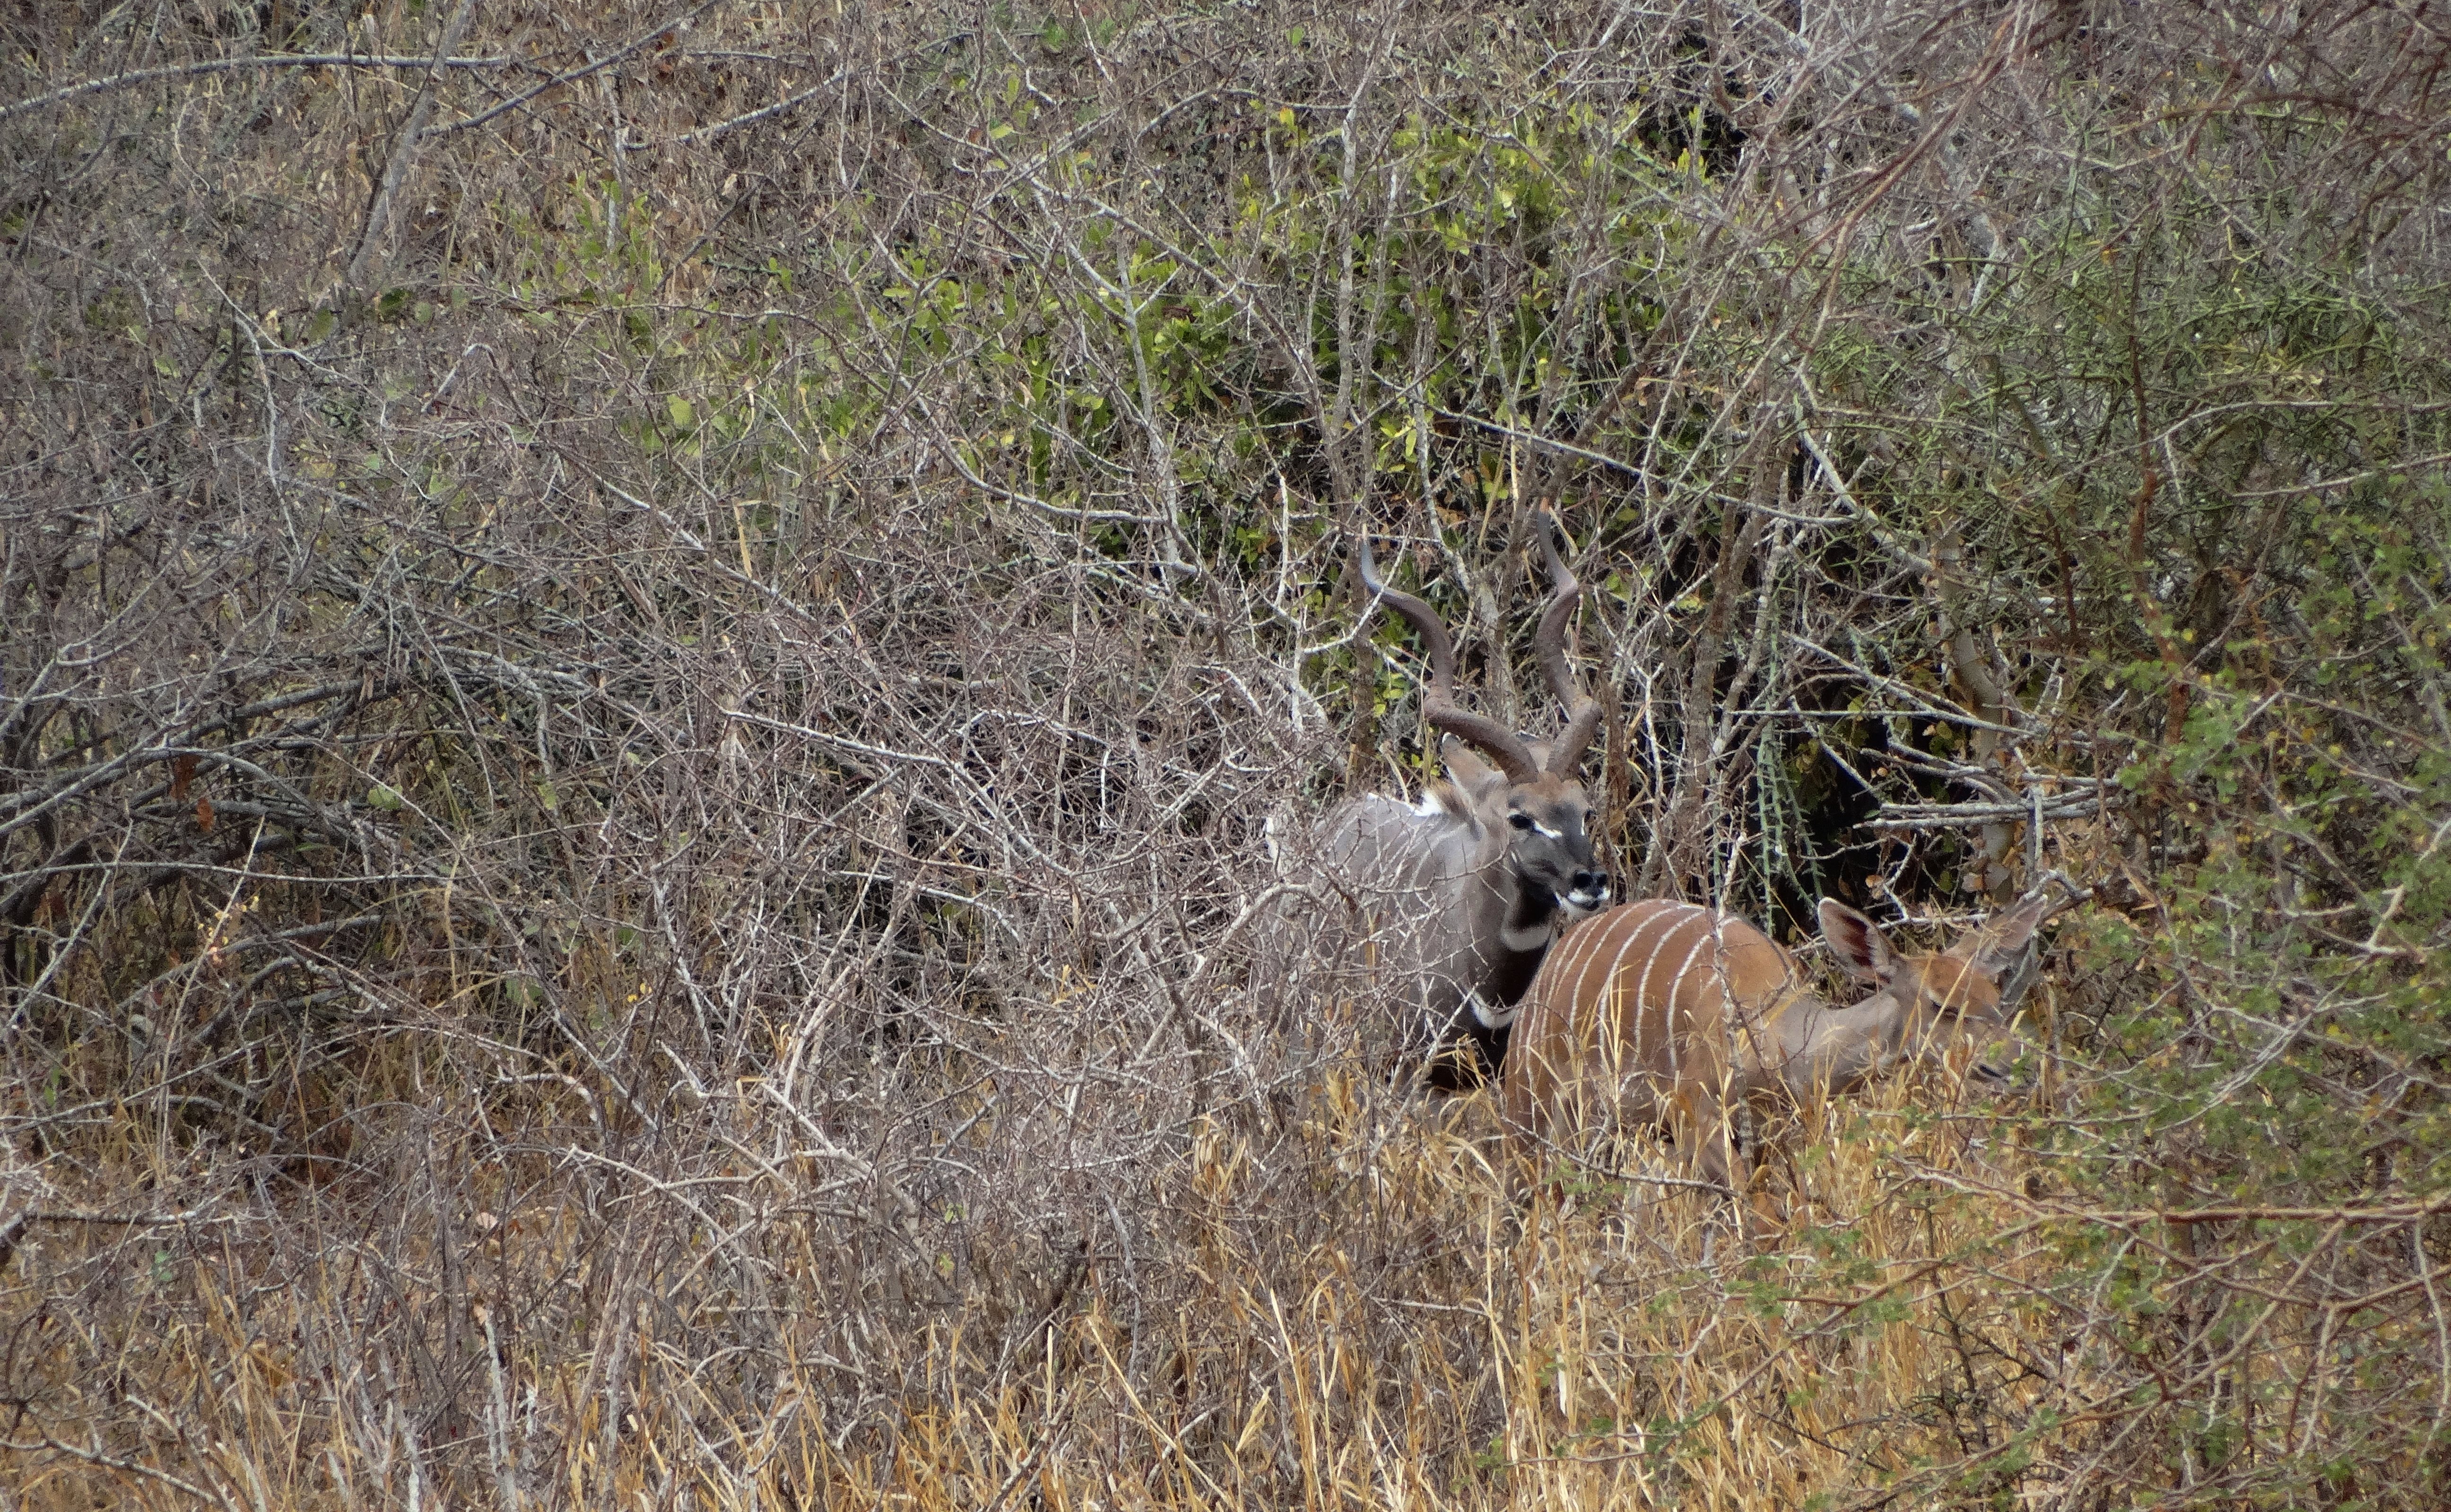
[1508,812,1534,831]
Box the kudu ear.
[1961,890,2053,978]
[1440,736,1509,802]
[1817,899,1899,984]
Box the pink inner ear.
[1817,899,1892,982]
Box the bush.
[2,2,2444,1507]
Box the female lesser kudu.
[1499,891,2058,1192]
[1314,516,1611,1084]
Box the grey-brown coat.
[1310,516,1610,1082]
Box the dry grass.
[6,1065,2073,1509]
[13,1000,2421,1511]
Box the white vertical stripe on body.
[1599,907,1660,1073]
[1569,909,1623,1038]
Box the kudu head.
[1812,890,2058,1089]
[1356,514,1610,919]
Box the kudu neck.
[1503,872,1559,925]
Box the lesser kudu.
[1499,890,2061,1201]
[1315,515,1612,1085]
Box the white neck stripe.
[1469,990,1516,1030]
[1500,918,1555,952]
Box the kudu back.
[1500,892,2057,1189]
[1306,516,1611,1085]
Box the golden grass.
[5,1050,2219,1512]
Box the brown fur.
[1501,894,2053,1199]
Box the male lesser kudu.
[1500,890,2062,1196]
[1315,515,1611,1085]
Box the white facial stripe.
[1532,821,1562,839]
